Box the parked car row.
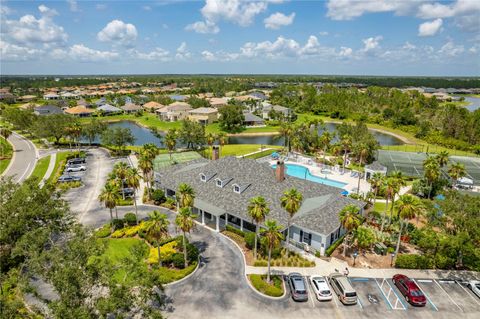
[287,273,444,308]
[58,157,87,183]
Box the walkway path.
[1,132,38,183]
[39,153,56,187]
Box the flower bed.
[248,274,284,297]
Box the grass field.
[30,155,51,181]
[48,151,73,184]
[0,137,13,174]
[203,144,283,159]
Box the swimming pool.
[271,163,347,189]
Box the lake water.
[97,121,405,147]
[462,97,480,112]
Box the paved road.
[2,132,37,183]
[65,149,479,319]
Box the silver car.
[288,273,308,302]
[328,272,357,305]
[468,280,480,298]
[65,164,86,172]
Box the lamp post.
[353,251,358,266]
[390,252,396,267]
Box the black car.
[67,157,86,165]
[58,175,82,183]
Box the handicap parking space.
[348,277,392,312]
[434,280,480,314]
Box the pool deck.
[269,157,371,195]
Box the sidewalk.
[39,153,56,188]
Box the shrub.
[151,189,166,205]
[325,235,345,257]
[95,224,111,238]
[434,254,456,269]
[111,218,124,230]
[186,243,199,263]
[249,275,284,297]
[172,253,185,269]
[123,213,137,226]
[154,262,197,284]
[245,232,256,250]
[124,224,142,237]
[253,260,268,267]
[147,241,178,264]
[111,229,125,238]
[315,251,321,258]
[395,254,434,269]
[226,225,245,237]
[387,247,395,254]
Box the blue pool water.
[272,164,347,189]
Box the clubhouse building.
[154,155,364,256]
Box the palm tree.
[380,177,395,232]
[280,188,303,250]
[175,207,197,267]
[145,211,170,267]
[369,172,384,209]
[98,183,120,230]
[340,135,352,172]
[115,162,130,200]
[319,131,333,165]
[177,183,195,208]
[389,171,406,223]
[125,167,142,223]
[355,143,368,195]
[206,132,216,150]
[423,156,440,199]
[435,151,449,168]
[279,122,294,152]
[164,129,177,161]
[70,122,82,152]
[339,204,361,257]
[247,196,270,260]
[138,154,153,199]
[142,143,160,161]
[217,132,228,156]
[448,162,466,185]
[0,128,12,139]
[261,220,284,283]
[394,195,424,257]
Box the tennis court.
[377,150,480,185]
[153,151,202,170]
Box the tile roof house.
[34,105,64,116]
[187,107,218,125]
[64,105,95,117]
[154,157,364,255]
[143,101,164,112]
[156,102,192,122]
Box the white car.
[65,164,86,172]
[467,280,480,299]
[310,276,333,301]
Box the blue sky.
[1,0,479,75]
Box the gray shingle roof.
[97,104,121,112]
[156,157,364,235]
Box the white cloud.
[361,36,383,53]
[201,50,216,61]
[264,12,295,29]
[142,5,152,11]
[418,19,443,37]
[403,42,416,50]
[97,20,138,46]
[131,48,170,61]
[1,6,68,46]
[326,0,417,20]
[69,44,119,62]
[201,0,268,27]
[339,46,353,57]
[176,42,192,59]
[185,20,219,34]
[67,0,80,12]
[0,5,12,15]
[438,41,464,56]
[0,40,43,61]
[96,4,107,10]
[319,31,329,36]
[417,3,454,19]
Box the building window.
[233,185,240,193]
[302,232,312,246]
[200,174,206,182]
[216,180,222,187]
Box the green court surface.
[153,151,202,170]
[377,150,480,185]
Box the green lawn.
[0,137,13,174]
[30,155,51,181]
[48,151,74,184]
[203,144,283,159]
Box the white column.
[240,219,244,231]
[215,216,220,232]
[201,210,205,225]
[225,213,229,226]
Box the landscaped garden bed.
[248,274,284,297]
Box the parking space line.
[306,277,316,308]
[347,277,363,310]
[434,280,463,312]
[374,278,393,310]
[412,279,438,311]
[458,282,480,306]
[385,279,408,310]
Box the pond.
[458,96,480,112]
[95,121,405,147]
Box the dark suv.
[67,157,86,166]
[58,175,81,183]
[288,273,308,302]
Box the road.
[2,132,37,183]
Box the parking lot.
[280,275,480,319]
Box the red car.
[392,274,427,307]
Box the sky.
[1,0,479,76]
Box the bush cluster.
[325,235,345,257]
[245,232,256,250]
[249,274,284,297]
[225,225,245,237]
[395,254,434,269]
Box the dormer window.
[233,185,240,193]
[215,177,233,188]
[232,183,250,194]
[200,172,216,182]
[200,174,207,182]
[216,180,223,187]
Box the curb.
[0,136,15,177]
[163,256,201,288]
[220,232,287,300]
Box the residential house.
[243,112,265,127]
[156,102,192,122]
[169,94,187,102]
[188,107,218,125]
[154,157,364,256]
[34,105,64,116]
[121,103,143,114]
[262,104,292,120]
[64,105,95,117]
[43,93,60,100]
[97,104,122,115]
[208,97,229,108]
[17,95,37,102]
[143,101,164,112]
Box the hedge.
[225,225,245,237]
[325,235,345,257]
[395,254,434,269]
[249,274,284,297]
